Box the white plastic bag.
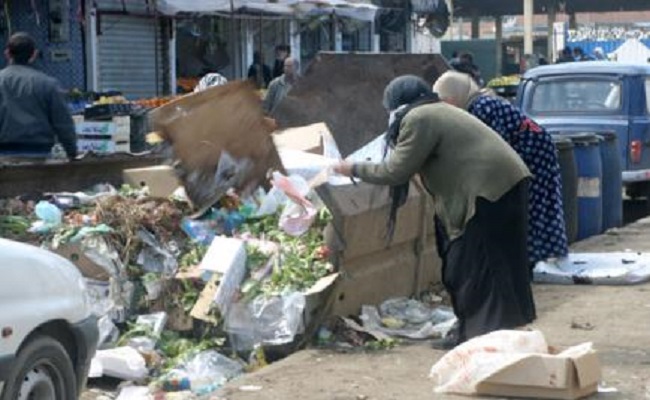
[92,346,148,381]
[429,330,548,395]
[271,172,318,236]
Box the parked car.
[517,62,650,197]
[0,238,98,400]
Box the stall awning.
[156,0,378,21]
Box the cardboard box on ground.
[476,346,601,400]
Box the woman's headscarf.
[433,70,481,110]
[382,75,439,241]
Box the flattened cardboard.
[272,122,328,155]
[476,345,602,400]
[122,166,180,198]
[149,81,283,212]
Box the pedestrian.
[0,32,77,161]
[333,75,537,349]
[272,44,290,79]
[450,52,483,86]
[263,57,299,115]
[573,47,593,61]
[247,51,272,89]
[555,47,574,63]
[433,70,569,269]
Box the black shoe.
[430,335,458,350]
[431,322,461,350]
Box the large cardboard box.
[330,238,440,316]
[122,166,180,198]
[317,181,434,261]
[476,344,602,400]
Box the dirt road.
[216,218,650,400]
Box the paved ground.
[215,218,650,400]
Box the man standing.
[272,45,290,79]
[263,57,298,115]
[0,32,77,161]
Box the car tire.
[0,335,77,400]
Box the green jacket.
[355,102,530,239]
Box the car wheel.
[0,335,77,400]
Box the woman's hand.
[333,161,354,177]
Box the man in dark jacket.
[0,32,77,160]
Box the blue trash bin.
[597,132,623,231]
[566,133,603,241]
[552,135,578,244]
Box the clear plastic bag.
[225,292,307,351]
[164,350,244,395]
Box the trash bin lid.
[551,134,574,150]
[562,133,601,146]
[596,131,617,142]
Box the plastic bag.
[164,350,244,395]
[136,229,179,276]
[429,330,549,395]
[29,201,63,233]
[225,292,307,351]
[271,172,318,236]
[97,315,120,348]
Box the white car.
[0,239,98,400]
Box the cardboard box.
[122,166,181,198]
[317,181,434,261]
[331,238,440,316]
[272,122,328,155]
[476,344,602,400]
[54,242,112,281]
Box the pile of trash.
[0,171,338,398]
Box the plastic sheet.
[534,252,650,285]
[360,297,456,340]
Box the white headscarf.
[433,70,481,110]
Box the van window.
[646,78,650,114]
[529,79,621,114]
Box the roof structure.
[452,0,650,17]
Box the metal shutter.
[97,14,166,99]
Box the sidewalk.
[217,218,650,399]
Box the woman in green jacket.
[334,75,537,349]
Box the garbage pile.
[0,174,337,398]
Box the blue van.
[517,62,650,197]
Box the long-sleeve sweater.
[354,102,531,239]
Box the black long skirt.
[435,179,537,343]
